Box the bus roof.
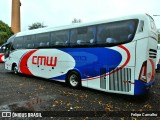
[16,13,149,37]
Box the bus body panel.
[5,49,76,79]
[5,42,136,95]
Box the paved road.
[0,63,159,119]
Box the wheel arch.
[65,68,82,81]
[12,62,17,71]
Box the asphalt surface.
[0,63,159,119]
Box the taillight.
[138,61,147,83]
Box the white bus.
[4,14,157,95]
[156,44,160,70]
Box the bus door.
[87,64,108,91]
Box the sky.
[0,0,160,31]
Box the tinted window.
[70,26,96,46]
[0,47,4,53]
[24,35,36,49]
[97,19,138,45]
[51,30,69,47]
[7,35,16,44]
[13,37,24,49]
[35,33,50,48]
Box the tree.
[72,18,82,23]
[28,22,47,30]
[0,20,13,45]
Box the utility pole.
[11,0,21,33]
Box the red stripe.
[83,45,131,81]
[0,54,4,62]
[130,82,135,84]
[148,59,155,82]
[106,45,131,75]
[19,50,38,75]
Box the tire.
[66,71,81,88]
[13,65,18,74]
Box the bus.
[156,44,160,70]
[0,46,5,62]
[4,14,157,95]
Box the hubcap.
[70,74,78,87]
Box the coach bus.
[156,44,160,70]
[4,14,157,95]
[0,46,5,62]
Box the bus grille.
[109,68,131,92]
[149,49,157,59]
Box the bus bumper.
[134,79,155,95]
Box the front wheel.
[66,71,81,88]
[13,65,18,74]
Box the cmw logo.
[32,56,57,67]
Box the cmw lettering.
[32,56,57,67]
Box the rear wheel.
[66,71,81,88]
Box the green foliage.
[0,20,13,45]
[28,22,47,30]
[72,18,82,23]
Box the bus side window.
[13,37,24,49]
[97,24,109,44]
[71,26,96,46]
[51,30,69,47]
[97,20,138,45]
[70,29,77,46]
[35,33,50,48]
[88,26,96,45]
[24,35,35,49]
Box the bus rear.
[134,14,157,95]
[156,44,160,70]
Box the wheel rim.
[14,66,18,74]
[69,74,78,87]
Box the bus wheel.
[13,65,18,74]
[67,71,81,88]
